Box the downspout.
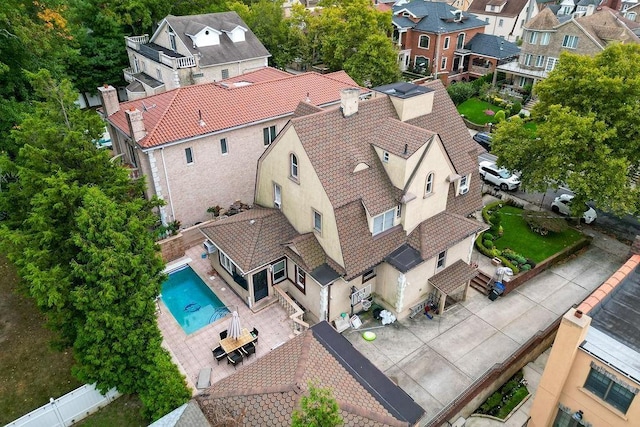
[434,29,443,79]
[160,148,176,222]
[147,150,168,226]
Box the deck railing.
[159,52,196,69]
[273,285,309,334]
[125,35,149,50]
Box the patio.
[157,245,296,392]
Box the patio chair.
[227,350,243,369]
[212,345,226,365]
[251,327,259,344]
[240,342,256,358]
[220,330,228,340]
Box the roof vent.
[403,144,409,155]
[454,9,463,22]
[198,110,206,128]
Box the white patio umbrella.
[228,311,242,340]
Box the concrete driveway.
[343,229,629,425]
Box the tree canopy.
[291,383,343,427]
[0,71,190,420]
[491,44,640,215]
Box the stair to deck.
[470,270,493,296]
[523,96,538,111]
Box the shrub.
[494,110,506,122]
[484,239,494,248]
[514,255,527,265]
[521,264,532,271]
[447,81,478,105]
[484,232,494,241]
[511,101,522,116]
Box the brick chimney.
[340,88,360,118]
[97,84,120,117]
[125,108,146,142]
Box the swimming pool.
[161,265,230,334]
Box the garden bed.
[474,370,529,420]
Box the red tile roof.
[106,71,360,149]
[578,254,640,314]
[220,66,291,84]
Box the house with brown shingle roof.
[196,321,425,426]
[200,80,485,324]
[98,68,361,227]
[467,0,539,42]
[122,12,271,100]
[496,6,639,91]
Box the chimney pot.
[575,309,583,318]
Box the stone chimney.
[98,84,120,117]
[340,88,360,118]
[125,108,147,142]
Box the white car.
[478,161,520,191]
[551,194,597,224]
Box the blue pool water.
[161,265,229,334]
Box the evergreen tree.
[291,383,343,427]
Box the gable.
[187,26,221,47]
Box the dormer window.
[373,208,396,235]
[425,172,434,196]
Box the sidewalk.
[344,219,629,426]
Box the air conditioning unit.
[459,186,469,195]
[203,240,216,254]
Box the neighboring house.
[391,0,488,84]
[123,12,271,100]
[496,6,639,91]
[528,253,640,426]
[196,321,425,426]
[467,0,539,42]
[98,68,361,227]
[623,1,640,24]
[456,33,521,82]
[201,80,485,324]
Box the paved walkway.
[343,228,629,426]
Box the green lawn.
[457,98,503,124]
[492,206,584,263]
[75,395,147,426]
[0,256,147,425]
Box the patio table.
[220,328,256,354]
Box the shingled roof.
[196,322,425,426]
[524,7,560,29]
[393,1,487,33]
[160,12,270,67]
[105,70,360,149]
[464,33,521,59]
[200,208,298,273]
[468,0,531,18]
[575,7,640,45]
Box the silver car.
[478,161,520,191]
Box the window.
[290,153,299,179]
[373,209,396,235]
[436,250,446,270]
[414,56,429,71]
[546,57,559,72]
[185,147,194,164]
[272,259,286,284]
[523,54,533,66]
[443,36,450,49]
[220,252,234,274]
[528,31,538,44]
[562,35,579,49]
[490,5,495,11]
[220,138,228,155]
[133,57,140,73]
[274,183,282,208]
[418,35,430,49]
[425,172,434,195]
[441,57,447,70]
[156,69,162,81]
[535,55,545,68]
[362,268,376,283]
[169,32,177,51]
[498,18,504,27]
[263,125,277,146]
[313,210,322,233]
[540,32,550,45]
[129,144,138,168]
[396,204,402,219]
[584,366,637,413]
[628,12,637,20]
[485,17,490,23]
[518,76,528,87]
[456,33,465,49]
[383,151,389,163]
[221,69,229,79]
[295,265,305,292]
[459,175,469,194]
[520,19,525,28]
[552,407,587,427]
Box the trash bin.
[488,281,505,301]
[488,289,500,301]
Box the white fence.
[6,384,120,427]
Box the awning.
[429,260,478,295]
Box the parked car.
[478,161,520,191]
[473,132,492,151]
[551,194,597,224]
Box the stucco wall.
[255,125,345,267]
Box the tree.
[343,33,400,87]
[291,383,343,427]
[0,71,189,420]
[491,44,640,215]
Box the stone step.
[470,270,493,295]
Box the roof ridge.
[201,384,298,399]
[141,89,182,144]
[335,401,409,427]
[221,71,322,90]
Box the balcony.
[125,35,149,51]
[469,64,492,76]
[123,67,136,83]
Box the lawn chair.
[240,342,256,359]
[227,350,243,369]
[212,345,226,365]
